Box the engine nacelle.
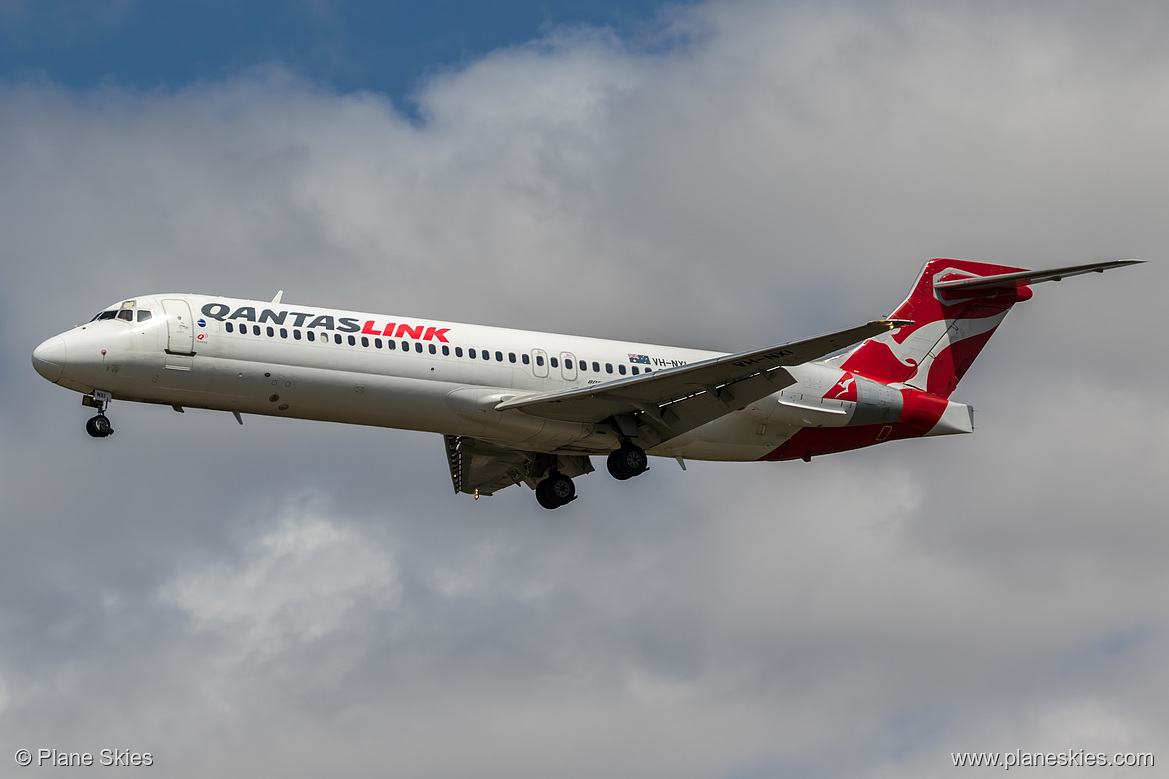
[848,375,903,426]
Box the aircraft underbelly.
[650,412,799,462]
[116,355,461,432]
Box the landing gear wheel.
[607,444,648,480]
[535,481,559,510]
[86,414,114,438]
[535,473,576,509]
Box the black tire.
[535,479,561,510]
[621,445,647,475]
[548,473,575,504]
[536,473,575,509]
[607,449,633,480]
[607,444,647,480]
[86,415,113,438]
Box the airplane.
[32,258,1142,509]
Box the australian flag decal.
[628,354,650,365]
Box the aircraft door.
[162,298,196,355]
[560,352,578,381]
[531,349,549,378]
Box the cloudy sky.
[3,1,1166,776]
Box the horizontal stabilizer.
[934,259,1144,291]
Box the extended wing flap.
[444,434,527,496]
[495,319,908,441]
[444,435,594,497]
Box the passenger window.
[226,322,234,333]
[387,340,395,350]
[280,328,288,339]
[455,347,463,357]
[550,357,559,368]
[605,363,613,373]
[307,331,315,342]
[293,330,301,340]
[401,341,409,351]
[469,348,477,359]
[619,365,627,375]
[266,326,274,337]
[415,342,423,353]
[360,336,368,347]
[253,325,261,336]
[536,355,544,366]
[442,345,450,356]
[592,362,600,372]
[508,353,516,363]
[347,335,355,346]
[481,350,489,360]
[374,338,382,348]
[117,310,133,322]
[137,310,152,322]
[429,344,437,354]
[334,334,342,344]
[522,354,530,365]
[565,359,573,370]
[632,366,639,375]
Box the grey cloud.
[2,2,1167,777]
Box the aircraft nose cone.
[32,335,66,382]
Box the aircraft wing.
[443,434,593,497]
[495,319,908,446]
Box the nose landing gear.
[85,414,114,438]
[83,390,114,438]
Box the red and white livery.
[32,258,1142,508]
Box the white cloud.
[158,494,401,663]
[3,1,1167,777]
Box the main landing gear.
[533,443,648,509]
[536,472,576,510]
[606,442,649,481]
[83,390,114,438]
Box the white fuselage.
[36,293,877,461]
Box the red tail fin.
[841,259,1033,397]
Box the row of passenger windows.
[92,309,153,322]
[222,321,648,375]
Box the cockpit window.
[90,302,151,323]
